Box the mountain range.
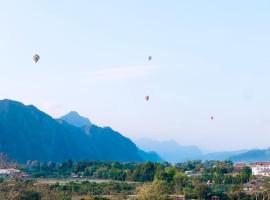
[136,138,262,162]
[0,99,269,163]
[230,148,270,162]
[136,139,202,162]
[0,99,162,163]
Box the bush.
[19,190,40,200]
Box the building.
[0,168,20,177]
[252,162,270,176]
[71,172,78,178]
[234,162,248,170]
[244,180,264,191]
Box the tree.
[173,172,189,187]
[262,181,270,200]
[195,183,211,200]
[0,153,8,168]
[227,185,243,200]
[137,180,171,200]
[240,167,252,183]
[133,162,156,182]
[19,190,41,200]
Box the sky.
[0,0,270,151]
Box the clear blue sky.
[0,0,269,151]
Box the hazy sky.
[0,0,270,151]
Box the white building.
[251,162,270,176]
[0,168,20,176]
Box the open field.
[71,194,136,200]
[33,178,114,185]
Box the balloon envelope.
[33,54,40,63]
[145,96,149,101]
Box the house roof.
[258,169,270,173]
[255,162,270,165]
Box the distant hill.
[136,138,203,162]
[0,99,160,163]
[203,150,247,161]
[230,148,270,162]
[136,138,248,162]
[137,150,163,162]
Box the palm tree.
[263,182,270,200]
[227,185,242,200]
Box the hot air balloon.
[145,96,149,101]
[211,116,214,120]
[148,56,152,61]
[33,54,40,63]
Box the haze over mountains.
[136,139,202,162]
[0,99,161,163]
[136,138,258,162]
[230,148,270,162]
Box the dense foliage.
[24,160,252,185]
[17,160,266,199]
[50,181,136,196]
[0,178,68,200]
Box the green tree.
[137,180,171,200]
[240,167,251,183]
[19,191,40,200]
[227,185,243,200]
[195,183,211,200]
[133,162,156,182]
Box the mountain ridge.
[136,138,249,162]
[58,111,163,162]
[0,99,161,163]
[230,148,270,162]
[60,111,91,127]
[1,99,265,163]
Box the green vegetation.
[0,178,68,200]
[50,181,137,196]
[1,160,270,199]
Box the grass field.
[71,194,136,200]
[33,178,112,185]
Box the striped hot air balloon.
[33,54,40,63]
